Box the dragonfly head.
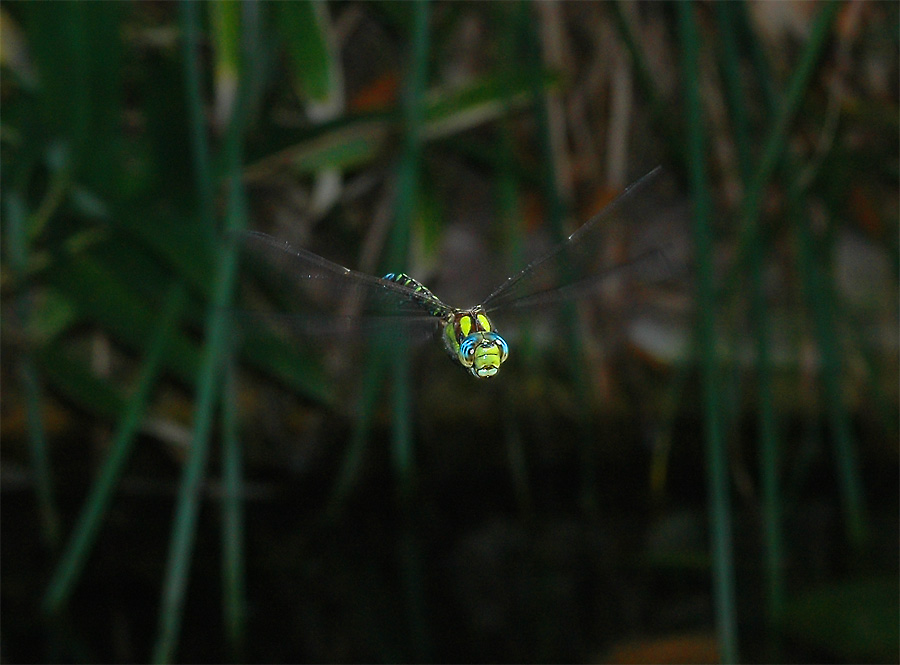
[458,331,509,378]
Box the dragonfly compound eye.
[484,332,509,363]
[458,335,479,367]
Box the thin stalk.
[182,0,216,239]
[220,336,246,659]
[837,301,900,443]
[736,1,779,112]
[329,0,432,516]
[789,181,868,548]
[736,0,867,548]
[678,4,738,663]
[387,0,430,502]
[326,354,386,515]
[217,9,258,656]
[608,1,685,167]
[739,1,842,226]
[711,1,842,315]
[520,0,597,515]
[152,244,236,665]
[716,2,785,626]
[43,283,188,615]
[152,2,250,660]
[715,4,754,181]
[389,3,431,660]
[490,3,533,513]
[5,190,61,548]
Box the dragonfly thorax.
[442,307,509,378]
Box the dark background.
[1,2,898,663]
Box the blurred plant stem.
[152,2,251,661]
[678,3,738,663]
[5,190,61,549]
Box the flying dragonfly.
[238,167,683,379]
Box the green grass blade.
[324,0,432,515]
[183,0,216,237]
[714,4,754,181]
[220,340,246,659]
[390,4,431,658]
[735,0,779,111]
[22,2,124,198]
[518,0,597,514]
[701,2,842,308]
[741,1,842,221]
[677,3,738,662]
[608,1,684,167]
[153,261,237,665]
[327,352,387,514]
[327,0,432,515]
[274,1,333,103]
[495,17,533,509]
[42,283,189,615]
[211,0,241,103]
[789,183,868,548]
[4,189,61,548]
[715,2,785,626]
[733,0,866,548]
[152,2,250,660]
[387,0,430,495]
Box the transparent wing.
[235,230,451,342]
[480,167,688,314]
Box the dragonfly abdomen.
[383,272,447,317]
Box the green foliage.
[274,1,335,104]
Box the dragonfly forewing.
[234,230,452,386]
[480,167,689,315]
[237,230,451,324]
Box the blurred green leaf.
[21,1,124,197]
[48,251,201,386]
[29,290,78,342]
[245,70,556,178]
[210,0,241,132]
[141,45,195,203]
[274,1,334,104]
[37,342,125,420]
[245,117,389,178]
[43,283,189,616]
[239,327,333,405]
[113,206,215,297]
[211,0,241,83]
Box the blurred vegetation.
[1,1,897,663]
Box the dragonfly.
[239,167,680,379]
